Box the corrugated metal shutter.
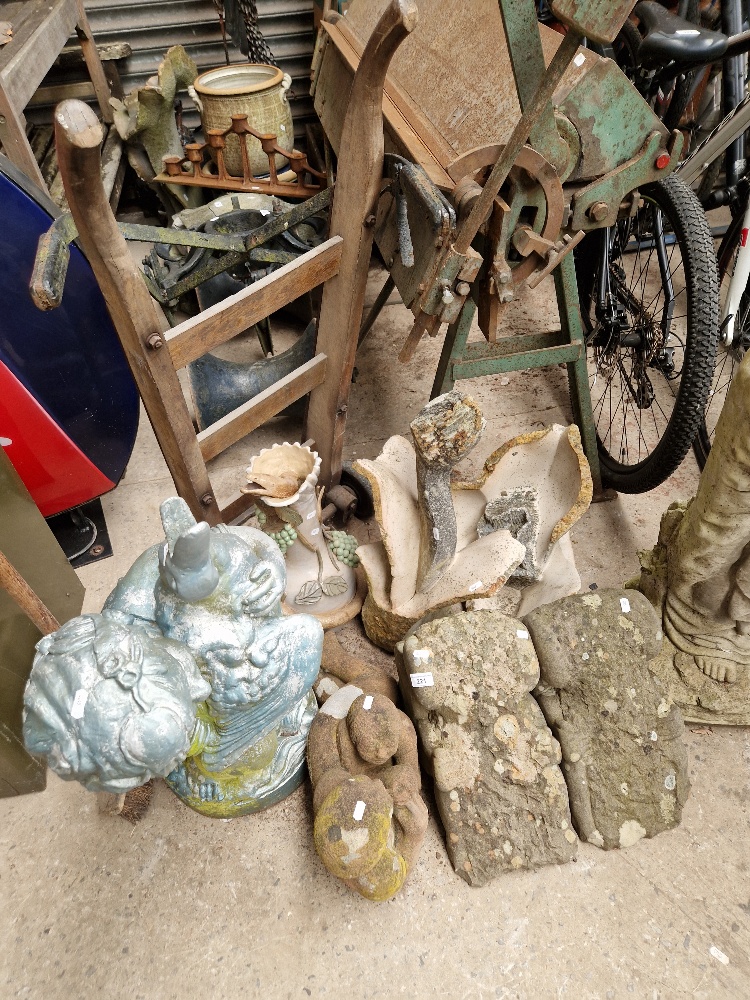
[29,0,316,142]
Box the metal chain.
[237,0,278,66]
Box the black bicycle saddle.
[634,1,727,69]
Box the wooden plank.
[0,550,59,635]
[40,133,59,187]
[198,354,328,462]
[340,0,591,168]
[31,80,100,106]
[74,0,114,123]
[99,122,123,201]
[333,18,456,172]
[317,20,452,189]
[0,0,77,110]
[56,40,132,68]
[166,237,343,370]
[220,491,258,524]
[29,124,53,163]
[0,90,45,187]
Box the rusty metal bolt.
[456,282,471,297]
[89,544,105,558]
[147,334,163,350]
[201,493,214,506]
[497,270,512,285]
[499,290,514,304]
[364,214,377,228]
[588,201,609,222]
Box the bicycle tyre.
[693,209,750,468]
[576,174,719,493]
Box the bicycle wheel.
[575,174,719,493]
[693,210,750,468]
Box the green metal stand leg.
[554,253,604,496]
[431,298,477,399]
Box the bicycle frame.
[677,89,750,188]
[719,196,750,348]
[676,85,750,349]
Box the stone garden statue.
[24,497,324,816]
[637,352,750,724]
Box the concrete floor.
[2,265,749,1000]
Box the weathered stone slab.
[397,611,577,886]
[524,589,690,850]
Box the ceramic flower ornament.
[244,442,365,628]
[353,391,593,650]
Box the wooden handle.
[306,0,418,487]
[0,551,59,635]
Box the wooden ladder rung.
[166,236,343,370]
[197,353,328,462]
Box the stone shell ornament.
[354,390,592,650]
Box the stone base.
[165,692,316,817]
[283,569,367,630]
[360,592,422,653]
[647,640,750,726]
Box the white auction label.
[70,689,88,719]
[620,597,631,613]
[363,695,373,711]
[410,672,434,688]
[352,800,366,821]
[468,580,484,593]
[516,629,529,639]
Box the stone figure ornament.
[354,389,592,650]
[23,497,324,817]
[636,352,750,724]
[306,682,428,901]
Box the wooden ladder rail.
[0,0,112,190]
[305,0,418,487]
[54,99,342,526]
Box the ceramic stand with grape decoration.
[244,443,366,628]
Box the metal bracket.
[30,187,333,310]
[570,131,682,231]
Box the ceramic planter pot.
[192,63,294,177]
[246,443,365,628]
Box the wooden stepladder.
[0,0,113,192]
[54,99,341,526]
[51,1,416,518]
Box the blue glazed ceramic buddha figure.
[24,497,323,817]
